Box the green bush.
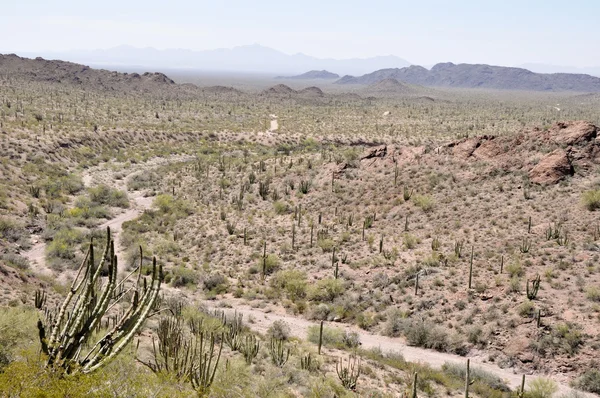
[270,269,307,301]
[46,227,85,261]
[0,218,25,242]
[573,369,600,394]
[582,189,600,211]
[127,170,160,191]
[273,201,289,215]
[153,194,192,216]
[307,325,359,349]
[0,307,37,370]
[88,184,130,208]
[506,261,524,277]
[403,318,448,351]
[1,253,29,270]
[532,322,583,356]
[307,278,344,302]
[257,254,281,276]
[586,286,600,302]
[203,273,228,294]
[167,266,199,288]
[412,194,435,212]
[526,377,558,398]
[442,362,510,392]
[317,238,335,252]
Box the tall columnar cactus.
[464,359,471,398]
[35,227,163,374]
[412,372,418,398]
[468,246,474,289]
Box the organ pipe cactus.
[35,226,162,374]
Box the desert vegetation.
[1,56,600,397]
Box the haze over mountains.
[12,44,411,76]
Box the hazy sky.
[2,0,599,67]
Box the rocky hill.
[362,78,419,95]
[277,70,340,79]
[261,84,325,98]
[336,62,600,92]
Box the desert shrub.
[88,184,129,208]
[532,322,583,356]
[383,308,408,337]
[412,194,435,212]
[400,235,417,252]
[270,269,307,301]
[70,196,112,220]
[46,227,85,261]
[442,362,510,392]
[307,278,344,302]
[257,254,281,275]
[0,218,25,242]
[403,318,448,351]
[309,303,331,320]
[317,238,335,252]
[506,261,524,277]
[267,320,291,340]
[203,273,228,293]
[586,286,600,302]
[527,377,558,398]
[1,253,29,270]
[127,170,160,191]
[0,349,189,397]
[153,194,192,216]
[273,201,289,215]
[517,300,535,317]
[307,325,358,350]
[0,307,37,370]
[342,331,361,349]
[209,359,252,398]
[168,266,199,288]
[582,189,600,211]
[573,369,600,394]
[42,173,84,199]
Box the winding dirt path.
[208,303,594,397]
[269,114,278,131]
[22,155,193,275]
[21,153,595,397]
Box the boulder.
[529,149,574,184]
[360,145,387,160]
[551,121,597,146]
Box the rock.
[551,121,597,146]
[449,136,495,159]
[529,149,574,184]
[360,145,387,160]
[518,351,534,363]
[383,111,391,116]
[334,162,349,177]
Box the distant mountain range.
[336,63,600,92]
[276,70,340,80]
[519,63,600,77]
[10,44,411,76]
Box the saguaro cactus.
[35,227,163,374]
